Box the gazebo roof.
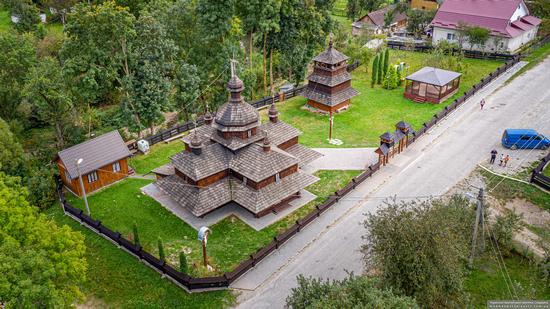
[406,67,461,86]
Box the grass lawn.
[481,169,550,211]
[45,206,234,308]
[465,252,550,307]
[129,140,184,174]
[65,170,361,277]
[509,40,550,82]
[271,50,502,148]
[543,163,550,178]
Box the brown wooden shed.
[404,67,461,104]
[56,130,132,196]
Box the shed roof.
[57,130,131,180]
[406,67,461,86]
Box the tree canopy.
[362,196,475,307]
[0,173,87,307]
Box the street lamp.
[75,158,90,216]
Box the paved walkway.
[234,59,550,308]
[141,184,317,231]
[304,148,378,173]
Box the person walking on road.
[480,99,486,110]
[490,149,497,164]
[504,154,510,167]
[499,154,504,166]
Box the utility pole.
[75,158,91,216]
[469,188,484,268]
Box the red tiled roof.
[431,0,541,38]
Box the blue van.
[501,129,550,150]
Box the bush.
[362,196,475,307]
[286,274,418,309]
[383,65,399,90]
[491,211,523,255]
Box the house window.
[113,162,121,172]
[446,33,455,40]
[275,173,280,182]
[87,171,98,183]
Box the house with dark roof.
[56,130,132,196]
[302,38,359,113]
[431,0,541,53]
[352,5,408,36]
[152,61,322,218]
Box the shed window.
[275,173,280,182]
[113,162,121,172]
[87,171,98,183]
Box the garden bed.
[270,50,501,148]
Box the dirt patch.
[502,198,550,227]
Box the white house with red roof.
[431,0,541,53]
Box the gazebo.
[404,67,461,104]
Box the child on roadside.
[504,154,510,167]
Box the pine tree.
[179,252,188,273]
[371,55,379,87]
[158,238,165,261]
[384,65,399,90]
[133,222,140,247]
[377,53,384,85]
[383,49,390,77]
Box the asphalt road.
[234,57,550,308]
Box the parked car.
[501,129,550,150]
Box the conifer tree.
[133,222,140,247]
[383,49,390,76]
[377,52,384,84]
[158,238,165,261]
[371,55,379,87]
[179,252,188,273]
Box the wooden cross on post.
[198,226,211,267]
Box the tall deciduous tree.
[61,1,136,106]
[173,61,201,121]
[347,0,362,21]
[23,57,73,149]
[0,118,25,175]
[465,26,490,51]
[361,0,384,13]
[406,9,435,38]
[0,173,87,307]
[362,196,475,307]
[0,32,36,120]
[121,13,176,134]
[286,274,418,308]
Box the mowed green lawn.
[274,50,501,148]
[46,206,234,308]
[64,170,360,278]
[129,140,184,174]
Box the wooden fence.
[58,55,522,292]
[531,153,550,191]
[386,41,517,61]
